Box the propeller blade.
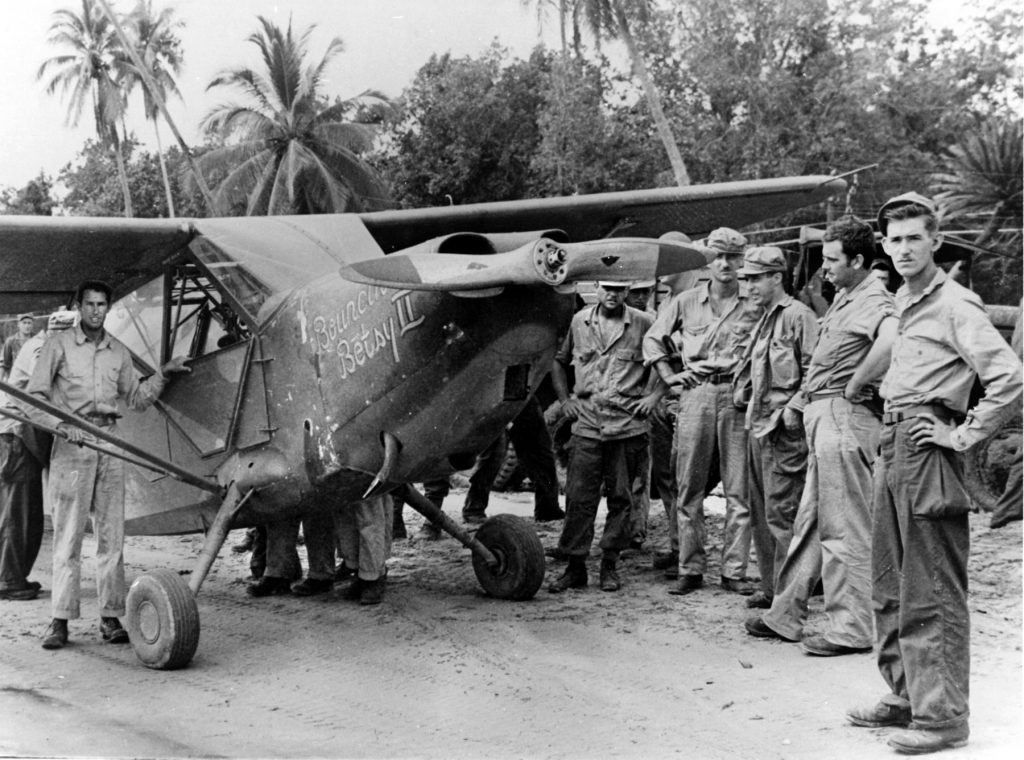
[339,237,710,291]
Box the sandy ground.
[0,488,1020,760]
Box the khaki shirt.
[881,269,1022,451]
[737,295,819,437]
[643,281,760,375]
[556,304,654,441]
[0,332,46,436]
[26,325,166,429]
[789,275,896,412]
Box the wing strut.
[0,380,219,494]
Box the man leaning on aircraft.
[24,280,190,650]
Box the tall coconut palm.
[122,0,184,217]
[528,0,690,186]
[37,0,134,216]
[196,16,390,216]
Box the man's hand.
[161,356,191,375]
[560,397,582,421]
[782,406,803,433]
[667,370,700,390]
[843,379,871,404]
[57,422,88,445]
[909,413,955,449]
[631,392,660,419]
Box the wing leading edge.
[358,175,847,252]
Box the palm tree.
[931,117,1023,248]
[577,0,690,186]
[122,0,184,217]
[37,0,134,216]
[196,16,390,216]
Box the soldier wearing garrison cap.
[549,280,665,594]
[643,227,761,596]
[2,314,36,382]
[847,194,1022,755]
[732,246,819,610]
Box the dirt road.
[1,490,1020,759]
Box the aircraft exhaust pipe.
[362,431,402,499]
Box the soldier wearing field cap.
[549,280,663,594]
[745,216,896,654]
[847,193,1022,755]
[2,314,36,382]
[643,228,762,595]
[732,246,818,609]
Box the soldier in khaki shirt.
[28,281,189,650]
[847,194,1022,755]
[548,282,663,594]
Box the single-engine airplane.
[0,175,845,669]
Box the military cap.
[736,246,787,277]
[877,192,937,236]
[703,227,747,255]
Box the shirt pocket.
[612,349,645,398]
[769,336,800,390]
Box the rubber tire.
[963,417,1023,513]
[125,569,200,670]
[471,514,546,601]
[491,441,521,492]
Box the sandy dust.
[0,487,1020,759]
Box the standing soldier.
[28,281,190,650]
[734,247,819,609]
[744,216,896,654]
[847,194,1021,755]
[643,228,760,595]
[548,282,663,593]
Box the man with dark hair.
[643,228,760,595]
[548,281,662,593]
[733,247,819,609]
[27,281,190,650]
[847,194,1022,755]
[745,216,896,655]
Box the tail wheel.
[471,514,546,600]
[125,569,200,670]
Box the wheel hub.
[137,600,161,644]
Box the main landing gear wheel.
[471,514,546,600]
[125,569,200,670]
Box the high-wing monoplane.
[0,176,845,669]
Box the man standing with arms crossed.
[745,216,895,653]
[846,194,1021,755]
[734,247,819,609]
[28,280,189,649]
[643,228,760,595]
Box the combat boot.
[599,557,620,592]
[41,618,68,650]
[548,557,587,593]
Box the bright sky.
[0,0,562,190]
[0,0,981,193]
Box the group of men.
[544,194,1021,755]
[0,193,1020,756]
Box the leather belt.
[882,404,961,426]
[702,372,733,385]
[807,389,845,402]
[81,413,119,427]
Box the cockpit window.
[105,261,249,369]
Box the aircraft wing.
[358,176,847,252]
[0,216,191,315]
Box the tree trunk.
[612,3,690,186]
[112,134,134,218]
[153,119,176,218]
